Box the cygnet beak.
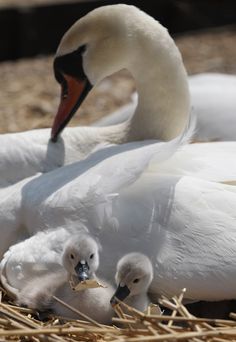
[74,261,90,282]
[110,283,131,307]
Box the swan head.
[110,252,153,306]
[51,4,171,141]
[62,234,99,282]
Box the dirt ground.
[0,25,235,134]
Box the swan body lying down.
[2,135,236,303]
[0,5,235,188]
[1,5,236,304]
[111,253,153,312]
[17,233,114,323]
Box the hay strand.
[0,290,236,341]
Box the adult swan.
[0,3,190,188]
[0,6,235,187]
[1,5,236,303]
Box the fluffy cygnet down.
[17,234,114,324]
[110,252,154,312]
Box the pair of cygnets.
[17,233,153,324]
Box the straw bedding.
[1,287,236,342]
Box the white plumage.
[2,133,236,302]
[16,233,114,323]
[111,253,153,312]
[0,13,235,188]
[1,5,236,305]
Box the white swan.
[110,253,153,312]
[0,4,190,188]
[0,14,235,187]
[3,148,236,303]
[16,233,114,323]
[1,5,236,304]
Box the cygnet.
[17,233,114,324]
[110,252,153,312]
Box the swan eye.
[133,278,140,284]
[70,254,74,260]
[90,253,94,259]
[78,44,87,55]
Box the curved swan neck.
[90,27,190,144]
[125,23,190,142]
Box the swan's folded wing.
[67,124,194,219]
[21,120,193,232]
[0,226,74,293]
[84,114,195,196]
[148,141,236,184]
[145,175,236,301]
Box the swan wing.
[96,173,236,301]
[0,226,74,295]
[20,120,193,233]
[0,127,190,291]
[0,127,108,188]
[148,141,236,183]
[2,162,236,301]
[20,172,236,301]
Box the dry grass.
[0,57,135,134]
[1,288,236,342]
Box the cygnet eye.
[90,253,94,259]
[133,278,140,284]
[70,254,75,260]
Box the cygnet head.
[62,234,99,282]
[51,4,175,141]
[110,252,153,306]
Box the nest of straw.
[1,287,236,342]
